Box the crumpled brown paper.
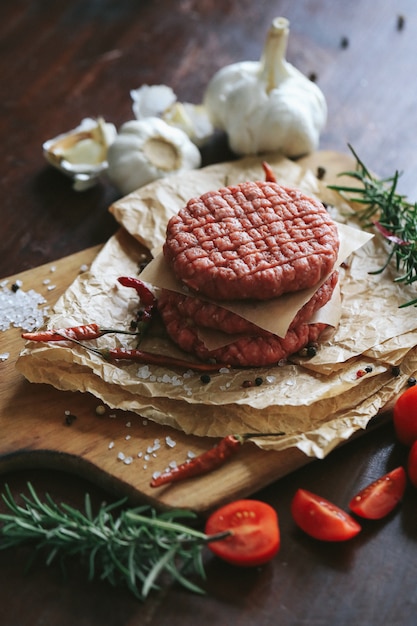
[16,152,417,459]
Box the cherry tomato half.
[407,440,417,488]
[291,489,361,542]
[393,385,417,446]
[349,467,406,519]
[205,499,280,567]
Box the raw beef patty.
[158,271,338,338]
[159,296,328,367]
[163,181,339,301]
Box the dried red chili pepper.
[117,276,156,308]
[262,161,277,183]
[101,347,228,372]
[150,432,285,488]
[22,323,106,342]
[21,323,141,342]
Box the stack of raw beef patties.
[159,174,340,367]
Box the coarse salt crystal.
[0,353,10,362]
[117,452,126,461]
[123,456,133,465]
[0,283,49,332]
[187,451,196,459]
[108,441,115,449]
[125,435,131,441]
[266,375,276,383]
[165,436,176,448]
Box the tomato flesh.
[291,489,361,542]
[205,499,280,567]
[349,467,406,519]
[408,441,417,488]
[393,385,417,446]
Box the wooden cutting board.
[0,152,393,515]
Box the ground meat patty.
[163,181,339,301]
[158,271,338,338]
[159,300,328,367]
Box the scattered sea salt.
[187,451,196,459]
[0,281,49,331]
[165,435,176,448]
[0,353,10,362]
[117,452,126,461]
[47,285,56,291]
[79,264,89,272]
[126,421,131,428]
[123,456,133,465]
[108,441,115,450]
[266,375,276,383]
[125,435,131,441]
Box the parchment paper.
[17,153,417,459]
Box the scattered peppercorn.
[11,283,20,292]
[308,72,317,83]
[200,373,211,384]
[391,365,401,377]
[255,377,263,387]
[317,166,326,180]
[407,377,416,387]
[397,14,405,30]
[340,36,349,49]
[364,365,373,373]
[306,344,318,358]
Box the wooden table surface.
[2,1,417,624]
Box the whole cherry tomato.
[349,467,406,519]
[205,499,280,567]
[393,385,417,446]
[291,489,361,541]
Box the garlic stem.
[259,17,290,93]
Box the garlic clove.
[43,117,117,190]
[130,84,214,146]
[162,102,214,147]
[130,84,177,120]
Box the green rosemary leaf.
[329,144,417,307]
[0,483,212,600]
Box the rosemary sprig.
[0,483,225,600]
[328,144,417,307]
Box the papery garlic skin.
[107,117,202,195]
[43,117,117,191]
[203,17,327,157]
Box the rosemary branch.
[0,483,222,600]
[328,144,417,307]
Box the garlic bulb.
[43,117,117,191]
[106,117,202,195]
[130,84,214,147]
[203,17,327,157]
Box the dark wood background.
[2,1,417,624]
